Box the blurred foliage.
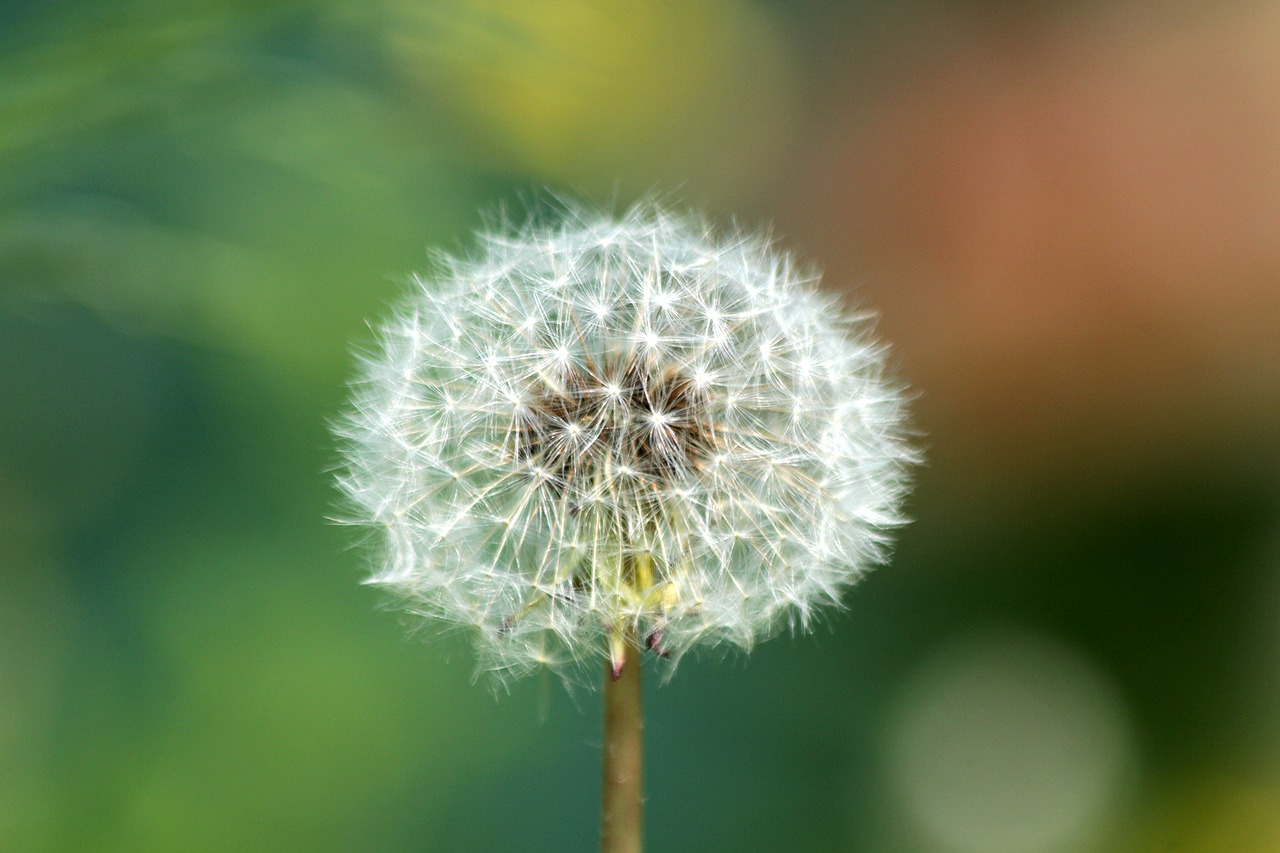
[3,0,1280,851]
[377,0,798,199]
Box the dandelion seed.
[334,201,916,685]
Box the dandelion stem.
[601,637,643,853]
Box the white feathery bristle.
[334,202,917,684]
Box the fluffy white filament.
[335,203,915,683]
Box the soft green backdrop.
[5,1,1280,850]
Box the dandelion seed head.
[335,201,916,684]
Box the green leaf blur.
[5,1,1280,851]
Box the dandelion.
[334,200,915,852]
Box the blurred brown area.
[785,2,1280,511]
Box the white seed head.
[335,202,916,684]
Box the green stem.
[601,638,643,853]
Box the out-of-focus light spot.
[383,0,797,201]
[884,628,1135,853]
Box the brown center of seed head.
[514,355,716,497]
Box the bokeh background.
[5,1,1280,850]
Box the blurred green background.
[5,1,1280,850]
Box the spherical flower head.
[335,202,916,685]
